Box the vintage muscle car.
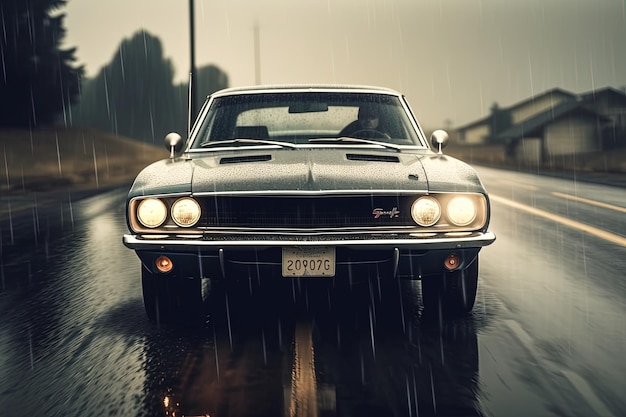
[123,85,495,321]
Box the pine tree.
[0,0,83,127]
[73,30,179,143]
[488,102,512,143]
[73,30,229,143]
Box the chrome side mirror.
[164,132,184,158]
[430,129,449,154]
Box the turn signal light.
[444,253,461,271]
[155,256,173,273]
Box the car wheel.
[141,267,202,324]
[421,257,478,318]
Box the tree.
[175,64,230,135]
[73,30,229,143]
[488,102,512,143]
[73,30,178,143]
[0,0,83,127]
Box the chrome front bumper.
[123,231,496,252]
[123,231,495,279]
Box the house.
[455,87,626,165]
[579,87,626,149]
[456,88,576,145]
[497,99,611,163]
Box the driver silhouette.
[339,104,390,139]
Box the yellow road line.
[552,192,626,214]
[490,194,626,247]
[289,321,318,417]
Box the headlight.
[447,196,477,226]
[137,198,167,228]
[171,197,201,227]
[411,196,441,227]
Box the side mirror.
[430,129,449,154]
[164,132,184,158]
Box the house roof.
[456,87,577,131]
[579,86,626,103]
[495,99,609,142]
[505,87,576,113]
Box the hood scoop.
[220,154,272,165]
[346,153,400,163]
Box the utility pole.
[189,0,197,122]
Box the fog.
[63,0,626,127]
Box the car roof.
[208,84,403,98]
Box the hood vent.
[346,153,400,163]
[220,154,272,165]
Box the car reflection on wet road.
[143,278,482,417]
[1,167,625,416]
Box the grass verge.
[1,127,168,194]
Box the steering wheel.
[349,128,389,139]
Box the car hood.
[128,148,485,198]
[419,154,487,193]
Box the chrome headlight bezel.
[410,193,488,231]
[411,196,442,227]
[446,195,478,227]
[136,198,168,228]
[171,197,202,227]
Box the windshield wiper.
[200,138,297,149]
[308,137,403,152]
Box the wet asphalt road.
[0,167,625,417]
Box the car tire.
[141,267,202,324]
[421,257,478,318]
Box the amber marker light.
[155,256,173,273]
[444,253,461,271]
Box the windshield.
[189,92,424,149]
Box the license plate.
[282,246,335,277]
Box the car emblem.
[372,207,400,219]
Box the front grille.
[197,195,417,228]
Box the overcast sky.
[62,0,626,128]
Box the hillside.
[1,128,168,195]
